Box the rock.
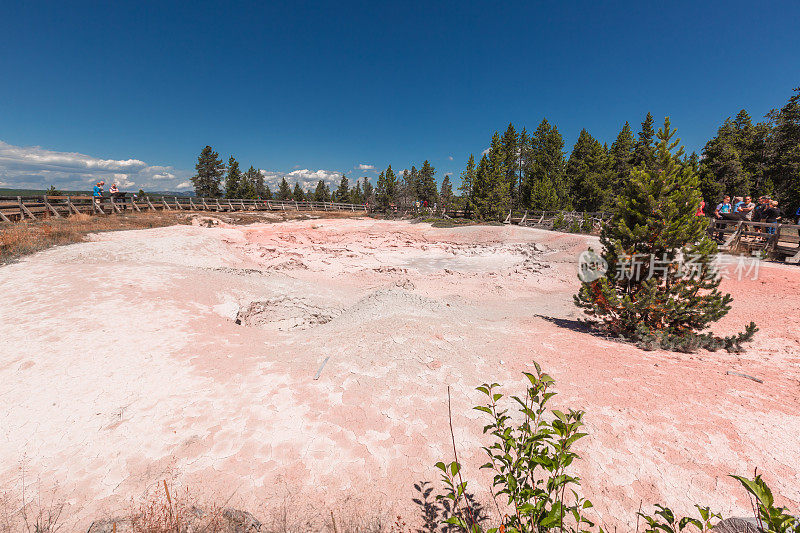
[221,508,263,532]
[711,517,763,533]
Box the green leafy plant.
[732,472,799,533]
[437,367,797,533]
[638,504,721,533]
[436,363,594,533]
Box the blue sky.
[1,0,799,191]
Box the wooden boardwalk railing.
[0,194,368,223]
[708,218,800,263]
[3,195,799,263]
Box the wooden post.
[202,198,209,210]
[18,196,32,220]
[162,198,171,210]
[0,208,10,222]
[93,196,105,215]
[146,196,156,211]
[189,197,196,210]
[240,199,246,210]
[109,197,122,213]
[227,199,235,211]
[216,199,223,211]
[66,196,80,215]
[131,198,141,212]
[294,200,299,211]
[43,195,62,218]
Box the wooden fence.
[0,194,368,223]
[707,218,800,263]
[3,195,799,263]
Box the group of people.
[93,181,121,202]
[712,195,784,225]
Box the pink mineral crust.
[0,218,798,530]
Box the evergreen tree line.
[460,86,800,220]
[190,146,373,204]
[373,161,454,211]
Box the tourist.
[739,196,755,221]
[731,196,745,217]
[93,180,105,207]
[763,200,782,234]
[695,198,706,217]
[753,196,767,222]
[714,196,731,219]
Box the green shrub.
[437,367,798,533]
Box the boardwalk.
[0,194,367,222]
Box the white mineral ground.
[0,218,798,530]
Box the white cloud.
[0,140,190,191]
[481,147,491,156]
[0,139,347,195]
[260,168,342,192]
[356,164,376,171]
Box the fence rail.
[3,196,799,263]
[0,194,368,222]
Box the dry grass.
[0,210,366,263]
[0,212,189,263]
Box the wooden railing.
[0,194,368,222]
[707,218,800,263]
[3,195,799,263]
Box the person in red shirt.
[695,199,706,217]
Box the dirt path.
[1,218,797,530]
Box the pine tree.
[335,174,349,200]
[224,156,242,198]
[278,177,292,200]
[767,87,800,210]
[313,180,327,202]
[262,184,272,200]
[362,177,374,203]
[459,154,477,216]
[472,133,510,220]
[399,166,418,208]
[376,165,398,208]
[191,146,224,198]
[439,174,453,211]
[517,128,530,207]
[501,123,519,206]
[632,112,656,169]
[609,122,635,190]
[350,181,363,204]
[575,117,757,352]
[292,182,305,201]
[523,119,569,210]
[416,160,438,205]
[239,166,259,199]
[566,129,613,211]
[252,168,267,198]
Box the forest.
[191,86,800,220]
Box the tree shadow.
[534,314,597,334]
[411,481,487,533]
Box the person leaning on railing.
[93,180,105,205]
